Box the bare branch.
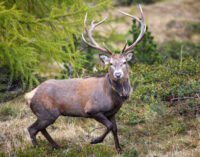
[170,96,200,103]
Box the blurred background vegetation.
[0,0,199,156]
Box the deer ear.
[125,52,133,62]
[99,54,110,64]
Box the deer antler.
[82,13,112,55]
[119,5,146,54]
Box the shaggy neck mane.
[106,74,131,101]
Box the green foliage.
[128,20,162,64]
[6,142,116,157]
[162,121,186,135]
[123,148,139,157]
[79,44,97,75]
[126,111,145,125]
[0,66,46,102]
[0,89,24,103]
[0,105,17,121]
[14,145,48,157]
[117,101,145,125]
[65,144,116,157]
[0,0,110,88]
[117,57,199,123]
[131,58,199,101]
[158,40,200,60]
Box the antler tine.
[119,5,146,54]
[118,10,140,23]
[82,13,112,55]
[121,41,128,54]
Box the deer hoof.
[117,148,123,154]
[91,138,103,144]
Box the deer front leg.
[91,114,122,154]
[110,115,122,154]
[91,112,113,144]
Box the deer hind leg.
[91,112,113,144]
[41,129,60,149]
[28,117,59,148]
[28,119,40,146]
[28,103,60,149]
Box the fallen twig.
[170,95,199,103]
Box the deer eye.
[110,63,113,66]
[123,62,126,64]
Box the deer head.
[82,5,146,82]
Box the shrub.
[131,58,199,101]
[185,21,200,34]
[158,40,200,60]
[117,57,200,122]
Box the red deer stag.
[25,5,146,154]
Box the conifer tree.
[0,0,109,89]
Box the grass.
[0,94,199,157]
[0,102,19,121]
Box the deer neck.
[106,74,131,102]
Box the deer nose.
[115,72,122,78]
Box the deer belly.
[55,96,88,117]
[84,96,114,115]
[60,105,87,117]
